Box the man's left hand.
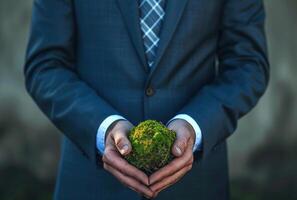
[149,119,195,197]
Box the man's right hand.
[102,120,154,198]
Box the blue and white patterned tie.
[139,0,166,68]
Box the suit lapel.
[148,0,190,78]
[116,0,149,71]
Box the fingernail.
[121,144,129,154]
[175,146,182,156]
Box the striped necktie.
[139,0,166,68]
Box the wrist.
[168,118,196,145]
[172,119,196,144]
[105,119,127,142]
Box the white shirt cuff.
[166,114,202,152]
[96,115,127,155]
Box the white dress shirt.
[97,114,202,155]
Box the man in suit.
[24,0,269,199]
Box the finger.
[149,148,193,185]
[103,149,149,185]
[152,174,182,198]
[150,163,192,193]
[171,130,191,157]
[104,163,154,198]
[152,191,160,199]
[112,130,132,155]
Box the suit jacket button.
[146,86,155,97]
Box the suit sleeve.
[175,0,269,159]
[24,0,122,165]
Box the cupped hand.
[102,120,154,198]
[149,119,195,198]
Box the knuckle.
[179,138,187,147]
[186,160,192,167]
[103,163,108,170]
[103,152,111,161]
[104,152,115,164]
[186,152,193,160]
[115,134,128,146]
[190,155,194,163]
[102,155,107,163]
[187,164,192,171]
[115,137,124,146]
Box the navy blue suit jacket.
[24,0,269,199]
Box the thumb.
[112,131,132,156]
[172,132,189,157]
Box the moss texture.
[125,120,176,175]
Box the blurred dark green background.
[0,0,296,199]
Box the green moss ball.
[125,120,176,174]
